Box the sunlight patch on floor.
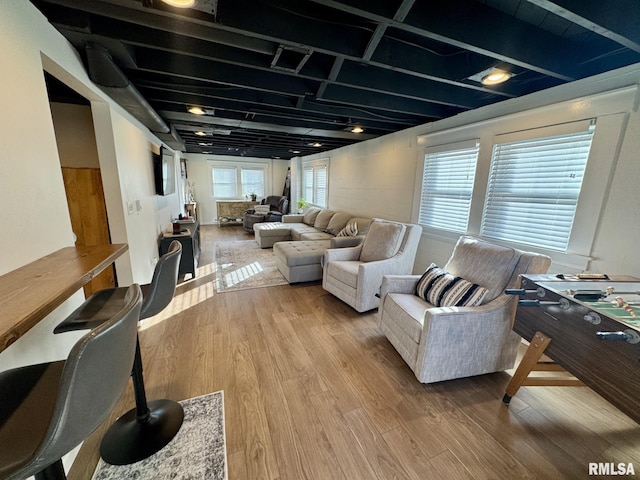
[217,261,264,288]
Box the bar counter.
[0,243,128,352]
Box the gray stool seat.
[53,240,183,465]
[273,240,330,283]
[0,285,142,480]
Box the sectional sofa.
[252,207,372,283]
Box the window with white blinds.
[480,125,595,251]
[211,167,237,198]
[418,140,479,232]
[241,168,265,197]
[303,163,328,207]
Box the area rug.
[92,391,227,480]
[214,240,287,292]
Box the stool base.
[99,399,184,465]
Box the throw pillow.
[336,220,358,237]
[415,263,488,307]
[325,212,353,235]
[359,220,406,262]
[313,209,336,230]
[302,207,321,226]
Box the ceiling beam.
[307,0,583,80]
[525,0,640,53]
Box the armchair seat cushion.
[325,261,360,288]
[385,293,429,343]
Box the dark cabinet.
[160,221,200,278]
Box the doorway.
[45,72,116,297]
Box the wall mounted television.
[153,146,176,196]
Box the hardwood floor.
[69,225,640,479]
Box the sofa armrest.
[283,214,304,223]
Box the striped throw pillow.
[336,220,358,237]
[415,263,488,307]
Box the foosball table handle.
[596,329,640,344]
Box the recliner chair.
[53,240,183,465]
[0,284,142,480]
[243,195,289,232]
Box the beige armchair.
[378,236,551,383]
[322,219,422,312]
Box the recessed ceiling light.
[351,125,364,133]
[481,70,512,85]
[309,142,322,147]
[468,67,514,86]
[198,142,213,146]
[162,0,196,7]
[291,150,301,154]
[195,131,207,136]
[188,106,205,115]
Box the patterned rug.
[214,240,287,292]
[92,391,227,480]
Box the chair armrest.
[283,214,304,223]
[380,275,421,298]
[324,245,362,262]
[330,236,364,248]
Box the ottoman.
[273,240,331,283]
[254,222,291,248]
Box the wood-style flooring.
[69,225,640,479]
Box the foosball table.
[504,274,640,424]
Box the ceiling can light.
[351,125,364,133]
[188,106,205,115]
[481,70,512,85]
[194,131,207,136]
[161,0,196,7]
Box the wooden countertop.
[0,243,128,352]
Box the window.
[241,168,265,197]
[418,140,479,232]
[302,161,328,207]
[211,167,237,198]
[211,164,268,199]
[481,124,595,251]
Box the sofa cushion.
[314,209,335,230]
[300,231,334,241]
[359,220,406,262]
[325,212,353,235]
[444,236,519,302]
[415,263,488,307]
[302,207,322,226]
[336,220,358,237]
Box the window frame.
[302,158,329,208]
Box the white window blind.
[303,162,328,207]
[418,140,479,232]
[241,168,265,197]
[212,167,237,198]
[481,125,595,251]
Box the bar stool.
[53,240,183,465]
[0,284,142,480]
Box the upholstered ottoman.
[254,222,292,248]
[273,240,331,283]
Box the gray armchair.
[377,236,551,384]
[244,195,290,232]
[322,219,422,312]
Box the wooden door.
[62,167,115,297]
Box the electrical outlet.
[136,200,143,212]
[127,201,134,215]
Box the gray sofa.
[253,207,372,283]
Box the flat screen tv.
[153,147,176,196]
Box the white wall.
[301,64,640,276]
[183,153,290,224]
[0,1,181,371]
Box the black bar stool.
[0,284,142,480]
[53,240,183,465]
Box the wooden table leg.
[503,331,584,404]
[503,331,551,403]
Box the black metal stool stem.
[131,337,151,422]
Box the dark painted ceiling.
[33,0,640,159]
